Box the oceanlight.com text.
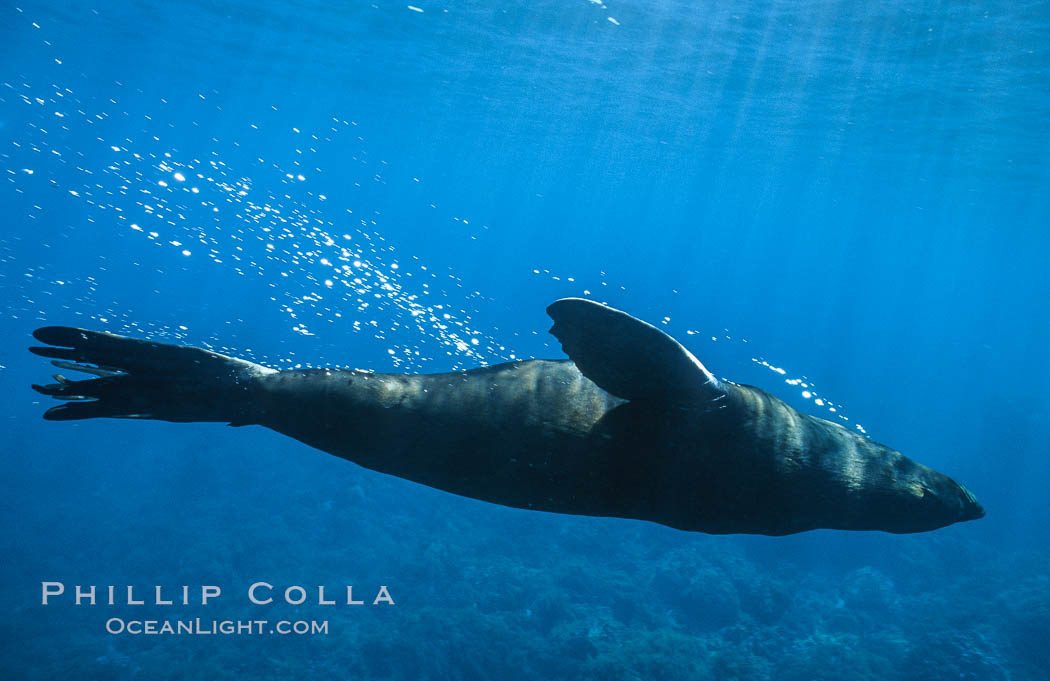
[105,618,329,636]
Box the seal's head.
[904,476,984,533]
[864,453,985,533]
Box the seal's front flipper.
[30,326,274,423]
[546,298,724,406]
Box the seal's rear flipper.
[546,298,724,406]
[30,326,274,423]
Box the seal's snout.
[959,484,985,521]
[908,476,985,531]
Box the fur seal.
[29,298,984,535]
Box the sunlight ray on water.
[3,5,863,424]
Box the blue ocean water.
[2,0,1048,678]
